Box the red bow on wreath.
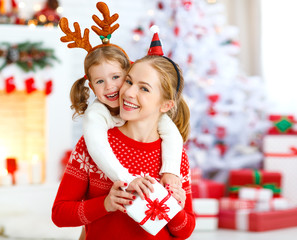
[139,193,171,225]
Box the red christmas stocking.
[45,79,53,95]
[5,76,16,93]
[25,77,37,94]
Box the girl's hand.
[166,184,186,209]
[104,181,136,213]
[126,176,156,200]
[160,173,182,187]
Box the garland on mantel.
[0,41,58,72]
[0,41,58,95]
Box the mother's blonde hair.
[132,55,190,142]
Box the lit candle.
[0,168,13,186]
[31,154,42,184]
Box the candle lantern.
[6,157,17,184]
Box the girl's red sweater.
[52,127,195,239]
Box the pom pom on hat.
[148,25,164,56]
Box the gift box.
[191,179,225,199]
[192,198,218,231]
[229,169,281,197]
[264,135,297,205]
[255,198,290,212]
[218,207,297,231]
[268,115,297,134]
[239,187,273,202]
[219,197,255,210]
[125,181,182,236]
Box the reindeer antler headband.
[59,2,128,58]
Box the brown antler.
[59,17,92,52]
[91,2,119,40]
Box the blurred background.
[0,0,296,239]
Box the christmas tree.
[128,0,269,182]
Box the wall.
[220,0,262,76]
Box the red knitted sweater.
[52,127,195,240]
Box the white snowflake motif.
[88,163,99,173]
[181,174,190,184]
[96,169,108,180]
[76,151,89,172]
[69,150,78,164]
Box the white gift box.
[263,135,297,205]
[125,181,182,236]
[255,198,290,212]
[239,187,273,202]
[192,198,218,231]
[219,197,255,210]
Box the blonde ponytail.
[70,77,90,118]
[172,97,190,142]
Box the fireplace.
[0,90,46,184]
[0,24,78,185]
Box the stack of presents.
[192,115,297,232]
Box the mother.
[52,54,195,239]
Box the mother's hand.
[104,181,136,213]
[166,184,186,209]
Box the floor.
[1,227,297,240]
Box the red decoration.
[25,77,37,94]
[11,0,18,8]
[45,79,53,95]
[208,105,217,116]
[182,0,193,10]
[174,26,180,36]
[133,27,144,36]
[6,158,17,184]
[208,94,220,103]
[187,54,193,64]
[139,193,171,225]
[216,126,226,139]
[184,138,206,150]
[5,76,16,93]
[215,141,227,156]
[157,1,164,10]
